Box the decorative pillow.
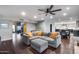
[25,32,32,38]
[35,31,44,36]
[49,32,58,39]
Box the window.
[0,23,8,29]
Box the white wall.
[0,20,13,41]
[26,23,36,32]
[44,19,55,33]
[36,19,55,33]
[36,22,45,31]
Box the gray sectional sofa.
[22,32,61,48]
[22,32,61,53]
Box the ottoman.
[31,39,48,53]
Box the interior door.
[50,24,52,32]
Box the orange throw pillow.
[25,32,32,37]
[35,31,44,36]
[49,32,58,39]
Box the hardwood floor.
[0,38,74,54]
[0,40,15,54]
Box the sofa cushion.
[40,36,54,41]
[49,32,58,39]
[44,32,50,37]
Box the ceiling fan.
[38,5,62,16]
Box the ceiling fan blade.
[51,9,62,12]
[38,9,45,11]
[50,12,55,15]
[49,5,53,10]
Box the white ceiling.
[0,5,79,22]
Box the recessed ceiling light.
[21,11,26,16]
[50,16,53,19]
[70,17,72,20]
[66,7,70,10]
[63,13,67,16]
[41,18,44,20]
[34,16,37,19]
